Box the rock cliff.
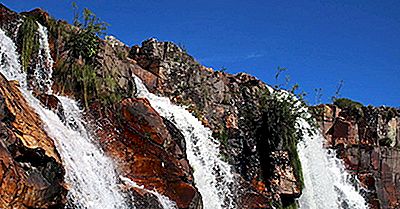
[0,3,398,209]
[317,103,400,209]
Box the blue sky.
[2,0,399,106]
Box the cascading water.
[133,75,237,209]
[298,119,368,209]
[33,23,53,94]
[120,176,178,209]
[0,26,129,208]
[1,15,369,209]
[54,96,129,209]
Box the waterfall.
[54,96,129,209]
[0,28,26,86]
[34,23,53,94]
[298,119,368,209]
[0,26,129,208]
[133,75,237,209]
[1,16,370,209]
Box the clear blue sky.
[2,0,399,106]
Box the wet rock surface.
[95,98,202,209]
[0,73,66,209]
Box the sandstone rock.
[129,38,295,207]
[0,75,60,162]
[321,104,400,208]
[21,8,50,25]
[97,98,202,209]
[0,73,66,208]
[270,151,301,197]
[95,38,137,100]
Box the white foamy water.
[0,29,26,85]
[133,75,237,209]
[298,119,368,209]
[120,176,178,209]
[33,23,54,94]
[0,27,129,209]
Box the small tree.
[331,80,344,102]
[61,3,110,109]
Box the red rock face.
[131,61,160,93]
[129,38,291,207]
[97,98,202,209]
[0,74,67,208]
[269,151,301,197]
[319,104,400,209]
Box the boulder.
[37,94,65,120]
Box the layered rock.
[0,73,66,208]
[38,13,278,206]
[129,38,302,206]
[317,104,400,209]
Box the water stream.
[0,25,128,209]
[133,75,237,209]
[298,119,368,209]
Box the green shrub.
[71,63,97,109]
[67,2,108,62]
[333,98,364,120]
[379,137,392,147]
[333,98,363,109]
[257,88,315,191]
[54,3,123,111]
[96,75,122,107]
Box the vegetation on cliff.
[68,2,108,62]
[3,3,400,209]
[333,97,364,120]
[257,75,317,208]
[258,89,309,183]
[52,3,124,110]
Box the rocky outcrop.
[39,16,280,206]
[0,73,66,208]
[0,4,20,42]
[318,104,400,209]
[0,4,303,206]
[94,98,202,209]
[129,38,302,206]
